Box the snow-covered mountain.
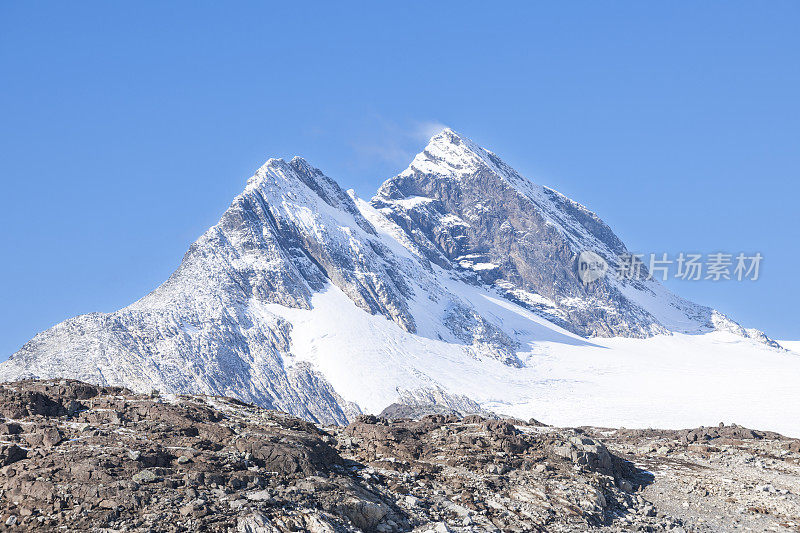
[3,129,799,434]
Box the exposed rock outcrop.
[1,380,798,532]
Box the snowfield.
[264,282,800,437]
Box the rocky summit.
[0,379,799,532]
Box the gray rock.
[132,470,158,484]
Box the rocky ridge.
[0,380,798,532]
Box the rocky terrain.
[0,380,798,532]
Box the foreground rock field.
[0,380,797,532]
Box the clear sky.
[1,2,798,358]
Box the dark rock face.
[0,444,26,467]
[0,390,67,419]
[0,380,372,531]
[372,129,667,338]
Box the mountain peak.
[400,128,501,182]
[424,127,476,152]
[429,126,459,141]
[251,156,311,177]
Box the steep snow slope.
[0,129,792,433]
[262,279,800,437]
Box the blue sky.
[1,1,798,358]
